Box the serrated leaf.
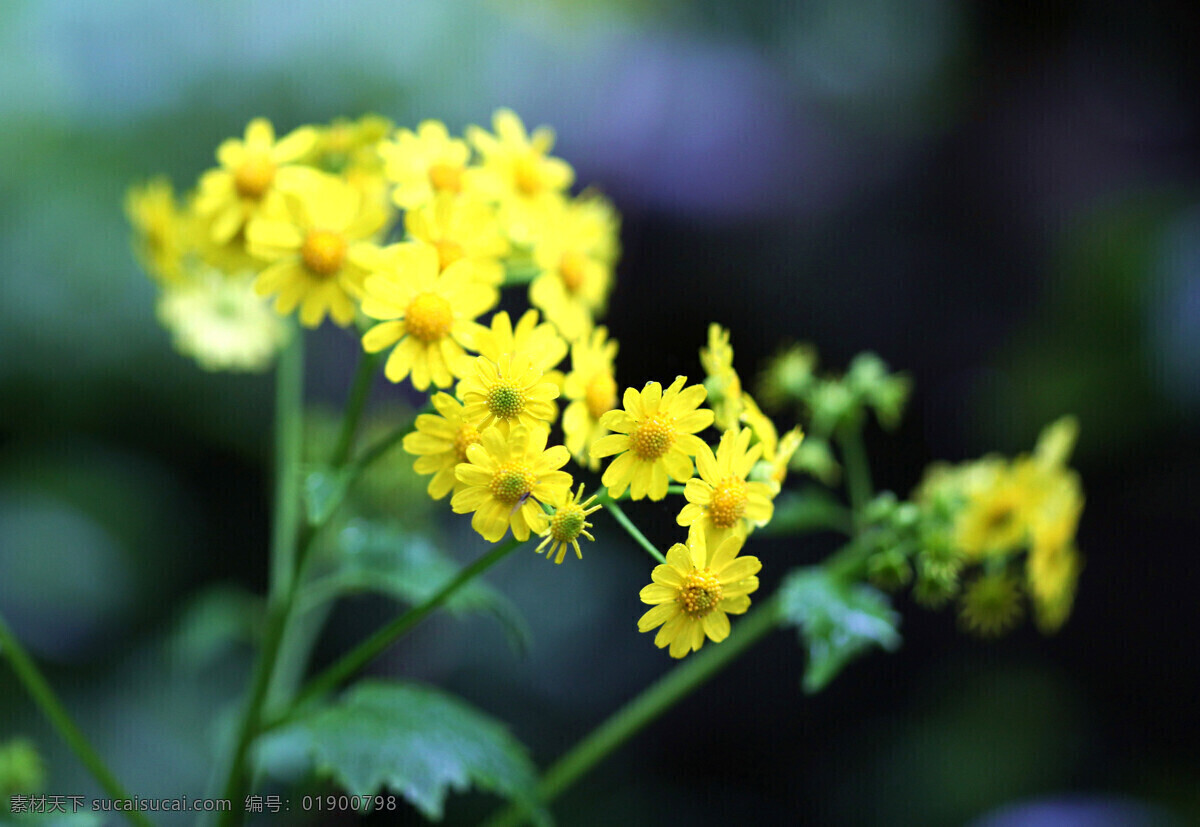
[259,681,549,825]
[303,466,352,527]
[779,567,901,693]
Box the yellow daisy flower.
[474,309,568,375]
[953,459,1039,558]
[637,532,761,659]
[562,326,619,470]
[467,108,575,242]
[700,324,744,431]
[125,177,190,284]
[528,195,616,341]
[194,118,318,245]
[360,244,498,389]
[535,483,602,564]
[590,377,714,501]
[405,194,509,287]
[380,119,474,210]
[677,427,776,550]
[246,174,388,328]
[451,424,573,543]
[456,353,560,436]
[401,392,484,500]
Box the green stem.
[331,350,382,467]
[836,418,873,531]
[596,493,666,564]
[484,592,783,827]
[0,615,152,827]
[665,484,687,496]
[274,537,525,726]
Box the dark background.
[1,1,1197,824]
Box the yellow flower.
[467,108,575,242]
[194,118,318,245]
[307,114,392,176]
[700,324,744,431]
[402,392,484,500]
[360,244,498,389]
[456,352,560,435]
[953,459,1039,558]
[156,265,290,372]
[637,532,761,658]
[125,177,190,284]
[591,377,714,501]
[766,426,805,492]
[405,194,509,287]
[677,427,776,549]
[247,174,388,327]
[562,326,619,470]
[380,119,474,210]
[474,309,568,375]
[528,195,617,341]
[1026,483,1084,633]
[535,483,601,563]
[451,424,573,543]
[958,573,1024,638]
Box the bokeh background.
[2,0,1198,824]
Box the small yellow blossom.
[953,460,1038,558]
[765,426,805,492]
[451,425,573,543]
[637,532,761,658]
[528,195,616,341]
[405,194,509,287]
[125,177,190,284]
[473,309,568,377]
[247,174,388,327]
[456,353,560,435]
[677,427,776,550]
[535,484,601,563]
[360,244,498,389]
[381,119,474,210]
[194,118,318,245]
[591,377,714,501]
[1026,482,1084,632]
[700,324,744,431]
[958,573,1024,637]
[562,326,619,470]
[402,392,484,500]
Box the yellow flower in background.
[677,427,776,550]
[405,194,509,287]
[467,108,575,242]
[451,424,573,543]
[765,426,805,492]
[306,114,392,176]
[360,244,498,388]
[591,377,713,501]
[457,353,560,435]
[195,118,318,245]
[381,119,474,210]
[402,392,484,500]
[953,458,1039,558]
[528,195,616,341]
[562,326,619,470]
[156,265,289,372]
[535,483,602,564]
[1026,479,1084,633]
[637,532,761,659]
[700,324,744,431]
[473,309,568,376]
[125,177,190,284]
[246,174,388,328]
[958,573,1024,638]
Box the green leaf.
[259,681,549,825]
[303,466,352,527]
[779,567,901,693]
[164,584,264,672]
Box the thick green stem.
[595,493,666,564]
[837,419,873,531]
[484,592,783,827]
[274,537,525,726]
[0,615,152,827]
[331,350,382,467]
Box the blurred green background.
[1,0,1198,824]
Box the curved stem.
[595,493,665,564]
[331,350,382,467]
[0,614,152,827]
[836,419,873,532]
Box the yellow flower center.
[300,229,348,277]
[486,379,527,421]
[549,504,586,543]
[404,292,454,342]
[513,154,543,196]
[234,152,276,199]
[490,461,535,504]
[630,413,675,461]
[453,421,482,463]
[584,372,617,421]
[709,476,749,528]
[428,162,463,194]
[434,239,465,271]
[559,250,587,293]
[677,568,723,619]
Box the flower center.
[486,380,527,421]
[677,568,723,619]
[584,372,617,421]
[434,239,464,271]
[630,413,674,461]
[453,421,482,463]
[490,461,535,504]
[404,292,454,342]
[559,250,587,293]
[234,153,276,199]
[300,229,348,276]
[709,476,749,528]
[550,505,586,543]
[513,154,543,196]
[428,162,463,193]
